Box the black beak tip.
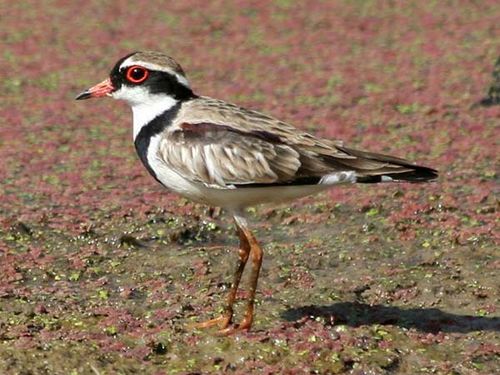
[75,90,91,100]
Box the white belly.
[196,183,328,209]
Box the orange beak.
[75,78,115,100]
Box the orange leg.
[190,216,252,330]
[218,217,263,335]
[190,215,264,335]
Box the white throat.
[111,86,178,139]
[131,96,177,139]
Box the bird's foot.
[215,315,253,336]
[188,313,232,330]
[188,312,253,335]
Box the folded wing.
[157,98,437,188]
[159,123,302,187]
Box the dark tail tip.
[392,166,438,182]
[358,166,438,184]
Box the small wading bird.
[76,51,437,334]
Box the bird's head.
[76,51,194,105]
[76,51,197,138]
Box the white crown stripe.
[119,57,190,88]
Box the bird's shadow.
[281,302,499,333]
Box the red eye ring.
[125,65,149,83]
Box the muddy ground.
[0,1,498,374]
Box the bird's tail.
[333,145,438,183]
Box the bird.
[76,51,438,334]
[479,56,500,107]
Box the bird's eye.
[125,66,149,83]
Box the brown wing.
[174,97,345,154]
[161,98,437,187]
[158,123,302,187]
